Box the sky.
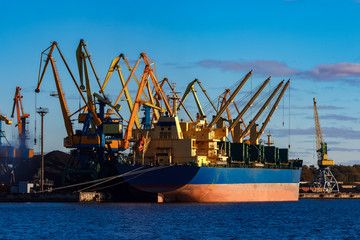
[0,0,359,166]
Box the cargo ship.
[117,113,302,203]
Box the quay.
[0,192,106,202]
[300,192,360,199]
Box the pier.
[0,192,106,202]
[300,192,360,199]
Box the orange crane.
[118,53,172,149]
[10,86,33,158]
[11,87,29,147]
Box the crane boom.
[77,39,104,97]
[197,80,217,112]
[49,57,74,142]
[313,98,324,152]
[313,98,331,163]
[228,76,270,132]
[104,55,139,128]
[218,89,249,140]
[178,79,196,110]
[35,42,86,146]
[235,80,284,143]
[178,79,217,120]
[208,70,253,129]
[76,40,103,126]
[255,80,290,144]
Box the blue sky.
[0,0,359,165]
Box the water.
[0,200,359,240]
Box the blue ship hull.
[117,165,302,202]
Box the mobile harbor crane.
[35,41,123,184]
[309,98,339,193]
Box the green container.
[264,146,276,163]
[248,145,262,162]
[279,148,289,163]
[230,143,248,162]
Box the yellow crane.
[75,39,103,127]
[310,98,339,193]
[227,77,271,135]
[115,53,171,149]
[252,79,291,145]
[178,79,216,121]
[208,70,253,129]
[313,98,333,166]
[235,80,285,143]
[35,41,98,147]
[101,53,141,128]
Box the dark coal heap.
[0,151,70,187]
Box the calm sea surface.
[0,200,359,240]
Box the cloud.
[292,105,344,110]
[270,127,360,140]
[164,62,194,69]
[329,147,360,152]
[298,62,360,83]
[192,59,360,84]
[321,114,357,121]
[196,60,299,77]
[322,127,360,139]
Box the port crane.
[11,86,33,158]
[105,53,171,150]
[102,53,169,134]
[35,41,123,184]
[309,98,339,193]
